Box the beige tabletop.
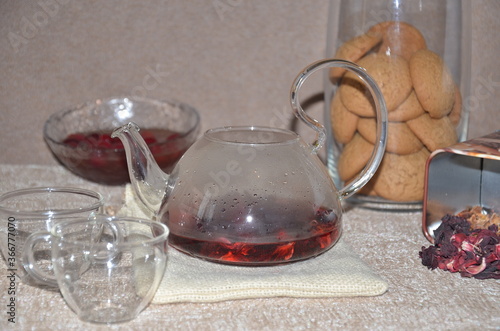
[0,164,499,331]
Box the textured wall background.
[1,0,499,166]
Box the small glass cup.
[0,187,103,287]
[22,215,169,324]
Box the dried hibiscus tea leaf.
[419,207,500,280]
[456,206,500,235]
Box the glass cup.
[0,187,104,287]
[22,215,169,324]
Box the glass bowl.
[43,96,201,185]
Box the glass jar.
[324,0,471,210]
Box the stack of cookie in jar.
[330,21,462,202]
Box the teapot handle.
[290,58,388,200]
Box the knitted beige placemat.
[118,185,388,304]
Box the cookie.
[371,148,430,201]
[329,31,383,82]
[388,90,425,122]
[407,113,458,151]
[369,21,427,60]
[338,133,374,182]
[448,84,462,126]
[340,53,412,117]
[410,49,455,119]
[330,92,359,144]
[357,118,423,155]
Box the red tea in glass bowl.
[44,97,200,185]
[59,129,186,185]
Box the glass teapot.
[112,59,387,265]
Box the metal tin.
[422,131,500,243]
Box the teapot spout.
[112,122,169,215]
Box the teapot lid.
[204,126,300,145]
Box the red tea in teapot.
[165,198,341,265]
